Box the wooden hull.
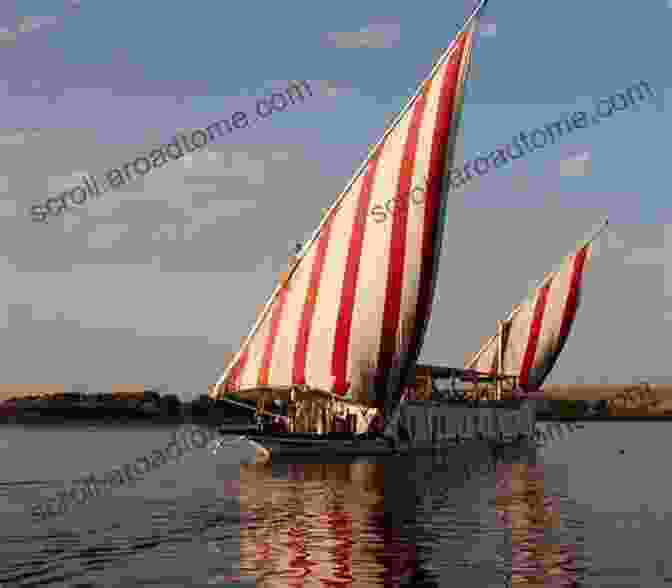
[219,400,535,457]
[244,433,397,456]
[229,433,531,459]
[217,429,396,455]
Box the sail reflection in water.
[496,462,580,586]
[237,459,419,587]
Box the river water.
[0,422,670,586]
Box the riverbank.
[0,391,256,426]
[538,414,672,421]
[0,411,253,427]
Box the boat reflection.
[235,441,544,586]
[238,456,424,587]
[235,441,585,586]
[496,461,580,586]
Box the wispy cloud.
[606,231,626,250]
[511,175,529,193]
[623,246,665,266]
[151,224,178,242]
[63,213,81,233]
[87,223,129,249]
[0,27,17,46]
[0,13,66,48]
[479,20,497,37]
[320,80,354,98]
[559,151,591,177]
[326,23,401,49]
[0,199,16,218]
[17,15,60,34]
[0,128,41,146]
[46,170,90,194]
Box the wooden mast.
[496,320,503,401]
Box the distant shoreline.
[8,414,672,426]
[0,413,253,427]
[0,391,257,426]
[537,415,672,422]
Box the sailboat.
[209,0,607,456]
[463,220,608,401]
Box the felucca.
[209,0,608,456]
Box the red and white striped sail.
[465,222,607,392]
[213,2,488,409]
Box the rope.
[209,435,248,454]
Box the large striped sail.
[212,1,489,413]
[464,219,608,394]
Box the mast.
[496,320,503,401]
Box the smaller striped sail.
[464,219,608,394]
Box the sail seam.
[519,280,553,389]
[291,213,336,385]
[376,74,432,403]
[331,148,384,395]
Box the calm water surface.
[0,422,671,586]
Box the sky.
[0,0,670,401]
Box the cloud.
[0,200,17,217]
[7,109,664,399]
[87,223,129,249]
[17,16,60,34]
[479,21,497,37]
[511,175,529,193]
[157,142,265,187]
[0,27,17,46]
[623,246,665,266]
[270,151,291,162]
[46,170,91,195]
[606,231,626,251]
[0,134,26,146]
[63,213,81,233]
[13,125,324,269]
[151,224,178,242]
[0,128,41,146]
[183,200,259,241]
[227,151,266,185]
[326,23,401,49]
[320,80,354,98]
[559,151,591,177]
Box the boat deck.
[219,400,536,457]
